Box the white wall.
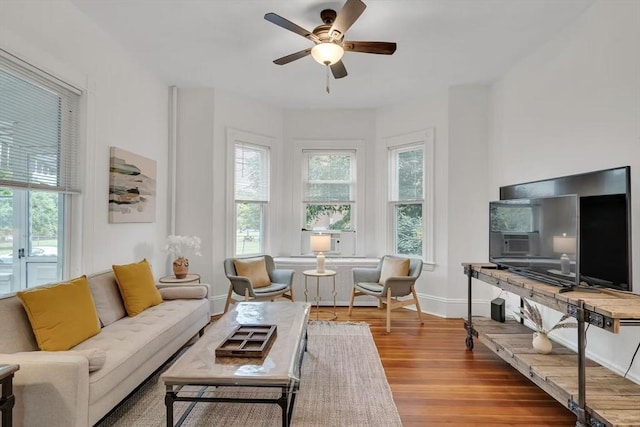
[283,109,376,256]
[175,88,216,282]
[375,93,455,316]
[447,85,493,316]
[487,0,640,379]
[0,0,170,277]
[174,88,284,312]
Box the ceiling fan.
[264,0,397,80]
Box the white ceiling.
[69,0,595,109]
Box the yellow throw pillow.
[112,259,162,316]
[379,257,410,284]
[233,257,271,288]
[17,276,101,351]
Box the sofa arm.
[158,285,208,300]
[157,282,210,298]
[0,352,89,427]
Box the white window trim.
[226,128,275,257]
[385,129,435,269]
[292,139,365,256]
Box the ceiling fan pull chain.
[326,64,330,94]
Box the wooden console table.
[0,364,19,427]
[463,263,640,427]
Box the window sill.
[275,256,436,271]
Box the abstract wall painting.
[108,147,157,223]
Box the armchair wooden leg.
[348,288,356,316]
[245,288,250,301]
[289,286,294,302]
[386,288,392,333]
[412,286,424,324]
[224,284,233,313]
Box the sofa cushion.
[112,259,162,316]
[87,270,126,327]
[72,298,209,405]
[233,257,271,288]
[379,257,410,285]
[17,276,101,351]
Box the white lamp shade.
[553,234,576,254]
[311,43,344,65]
[310,234,331,253]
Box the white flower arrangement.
[165,235,202,258]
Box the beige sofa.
[0,270,210,427]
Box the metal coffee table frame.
[165,374,302,427]
[162,302,310,427]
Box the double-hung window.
[302,150,355,232]
[233,141,269,256]
[0,50,81,294]
[387,130,434,263]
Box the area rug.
[96,321,402,426]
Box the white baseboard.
[210,293,491,318]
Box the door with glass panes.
[0,188,63,293]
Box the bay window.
[387,130,434,264]
[232,139,270,256]
[303,150,355,232]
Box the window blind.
[235,143,269,202]
[389,144,424,202]
[0,50,81,193]
[303,150,355,203]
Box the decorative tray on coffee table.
[215,324,277,358]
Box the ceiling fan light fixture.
[311,42,344,65]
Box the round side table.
[159,274,201,284]
[303,269,337,321]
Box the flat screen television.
[497,166,632,292]
[489,194,579,289]
[579,194,630,290]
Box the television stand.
[463,263,640,427]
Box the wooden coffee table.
[161,301,310,427]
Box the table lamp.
[310,233,331,273]
[553,233,576,275]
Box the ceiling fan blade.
[330,60,348,79]
[329,0,367,41]
[343,41,397,55]
[273,48,312,65]
[264,13,319,43]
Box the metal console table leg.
[465,266,476,350]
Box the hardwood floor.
[326,306,576,427]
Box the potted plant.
[517,298,577,354]
[165,235,202,279]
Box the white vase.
[532,332,552,354]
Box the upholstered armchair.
[223,255,294,313]
[348,255,423,332]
